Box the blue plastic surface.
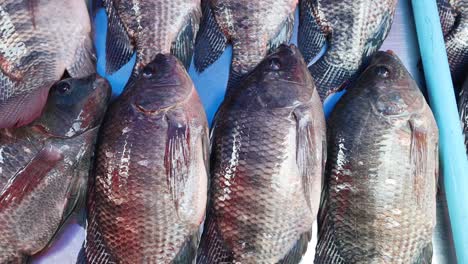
[412,0,468,263]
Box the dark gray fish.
[0,0,96,128]
[459,75,468,155]
[0,75,110,263]
[298,0,397,100]
[197,45,326,264]
[84,54,209,264]
[194,0,297,93]
[437,0,468,87]
[316,51,439,263]
[96,0,201,75]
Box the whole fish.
[316,51,439,263]
[194,0,298,93]
[0,0,95,128]
[0,75,110,263]
[197,44,326,264]
[96,0,201,75]
[437,0,468,87]
[298,0,397,100]
[84,54,209,264]
[459,75,468,155]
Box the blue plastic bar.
[411,0,468,262]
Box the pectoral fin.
[164,111,191,212]
[294,106,324,212]
[0,146,62,211]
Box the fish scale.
[298,0,397,100]
[0,0,95,128]
[437,0,468,86]
[316,52,438,263]
[197,45,326,264]
[194,0,297,93]
[84,54,208,264]
[0,76,110,263]
[101,0,201,75]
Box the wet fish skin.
[0,0,95,129]
[298,0,397,100]
[194,0,298,93]
[459,75,468,155]
[316,51,438,263]
[0,75,110,263]
[84,54,209,264]
[98,0,201,75]
[197,44,326,264]
[437,0,468,87]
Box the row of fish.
[0,0,401,129]
[0,46,440,263]
[0,0,465,263]
[80,46,439,263]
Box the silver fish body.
[298,0,397,100]
[437,0,468,87]
[194,0,298,93]
[197,45,326,264]
[84,54,209,264]
[97,0,201,75]
[0,75,110,263]
[0,0,95,128]
[316,52,439,263]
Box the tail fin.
[308,58,354,101]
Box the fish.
[437,0,468,87]
[0,0,96,129]
[315,51,439,263]
[96,0,201,75]
[197,44,326,264]
[459,75,468,155]
[83,54,209,264]
[298,0,397,100]
[194,0,298,93]
[0,75,110,263]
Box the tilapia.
[197,45,326,264]
[459,75,468,155]
[96,0,201,75]
[194,0,298,93]
[83,54,209,264]
[0,0,95,128]
[0,75,110,263]
[316,51,439,263]
[298,0,397,100]
[437,0,468,87]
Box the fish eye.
[269,58,281,71]
[142,66,154,78]
[56,82,71,94]
[375,65,390,78]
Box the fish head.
[128,54,193,114]
[31,75,111,138]
[355,51,425,118]
[234,44,315,110]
